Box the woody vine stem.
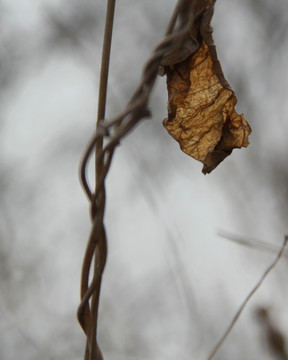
[78,1,115,360]
[77,0,211,358]
[77,2,286,360]
[78,1,227,359]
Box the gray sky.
[1,1,288,359]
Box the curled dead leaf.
[163,41,251,174]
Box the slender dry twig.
[97,0,116,124]
[218,230,288,258]
[207,236,288,360]
[78,1,219,359]
[79,2,115,360]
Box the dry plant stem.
[165,2,180,35]
[218,230,288,257]
[78,1,210,359]
[97,0,116,124]
[79,1,115,360]
[96,0,116,175]
[207,236,288,360]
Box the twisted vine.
[77,1,213,359]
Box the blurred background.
[1,0,288,359]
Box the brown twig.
[78,1,217,359]
[97,0,116,124]
[207,236,288,360]
[79,2,115,360]
[218,230,288,258]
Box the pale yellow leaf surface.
[163,41,251,174]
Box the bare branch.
[207,236,288,360]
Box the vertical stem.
[89,2,116,359]
[97,0,116,124]
[96,0,116,178]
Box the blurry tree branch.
[256,307,288,360]
[218,230,288,258]
[208,236,288,359]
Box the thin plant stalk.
[96,0,116,176]
[92,1,116,359]
[97,0,116,124]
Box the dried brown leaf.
[163,41,251,174]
